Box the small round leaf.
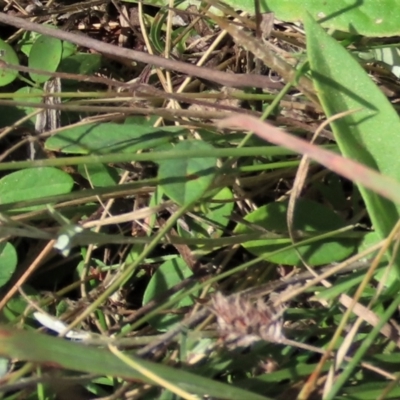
[0,242,17,287]
[0,38,19,86]
[29,35,62,83]
[61,41,77,59]
[158,140,217,206]
[143,258,196,331]
[0,167,74,211]
[59,53,101,76]
[13,86,43,126]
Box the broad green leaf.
[305,14,400,271]
[0,86,41,128]
[61,41,77,59]
[178,187,234,244]
[19,30,41,57]
[0,167,74,211]
[357,232,397,290]
[313,175,347,211]
[143,258,198,331]
[58,53,101,76]
[234,199,356,266]
[0,38,19,86]
[28,35,62,83]
[244,0,400,37]
[78,163,119,187]
[124,115,158,125]
[0,326,271,400]
[0,242,17,288]
[158,140,217,206]
[45,123,185,154]
[123,0,400,37]
[14,86,43,105]
[13,86,43,126]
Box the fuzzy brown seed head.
[210,292,285,348]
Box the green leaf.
[178,187,234,244]
[28,35,62,83]
[3,286,41,321]
[45,123,185,154]
[126,0,400,37]
[142,258,198,331]
[246,0,400,37]
[358,232,397,290]
[77,163,119,187]
[61,41,77,59]
[149,6,173,54]
[19,30,40,57]
[0,167,74,211]
[13,86,43,126]
[0,242,17,288]
[58,53,101,76]
[341,382,400,399]
[0,86,42,129]
[305,14,400,269]
[158,140,217,206]
[124,115,158,125]
[0,326,272,400]
[0,38,19,86]
[234,199,356,266]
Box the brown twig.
[0,12,283,90]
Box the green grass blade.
[305,13,400,271]
[0,326,272,400]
